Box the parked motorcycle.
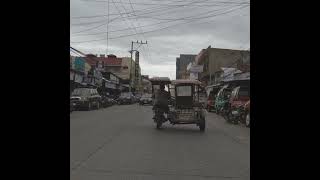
[221,101,232,122]
[227,105,245,124]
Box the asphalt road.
[70,104,250,180]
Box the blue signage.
[74,57,85,72]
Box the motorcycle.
[221,101,232,122]
[227,105,246,124]
[153,106,167,129]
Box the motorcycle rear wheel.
[245,114,250,127]
[156,121,162,129]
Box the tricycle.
[226,86,250,125]
[150,78,206,131]
[215,85,232,118]
[205,84,221,112]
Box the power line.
[72,0,222,36]
[71,5,167,19]
[82,0,250,6]
[71,2,187,31]
[71,0,213,21]
[71,16,120,26]
[71,4,245,37]
[128,5,242,21]
[71,4,249,43]
[128,0,152,63]
[127,0,147,40]
[72,17,119,34]
[72,0,182,20]
[106,0,110,54]
[72,5,248,43]
[71,0,248,20]
[71,0,213,34]
[70,47,87,56]
[118,0,140,36]
[110,0,138,36]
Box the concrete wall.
[197,48,250,85]
[108,57,135,80]
[120,57,141,90]
[208,48,249,73]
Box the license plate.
[232,111,239,115]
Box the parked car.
[117,92,135,105]
[70,87,102,110]
[139,94,153,105]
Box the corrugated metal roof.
[149,77,171,81]
[172,79,201,85]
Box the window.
[176,86,192,96]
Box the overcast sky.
[70,0,250,79]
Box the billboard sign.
[187,64,203,73]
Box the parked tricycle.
[226,86,250,125]
[215,85,232,118]
[205,84,221,112]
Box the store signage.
[74,57,85,72]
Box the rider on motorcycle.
[152,84,170,119]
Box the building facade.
[176,54,197,79]
[195,46,250,86]
[120,57,141,91]
[70,55,92,93]
[141,75,152,93]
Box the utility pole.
[106,0,109,55]
[129,40,147,92]
[209,47,212,85]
